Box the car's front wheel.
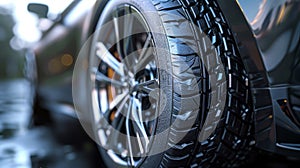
[75,0,254,167]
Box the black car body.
[29,0,300,166]
[224,0,300,156]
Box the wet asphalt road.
[0,79,299,168]
[0,79,103,168]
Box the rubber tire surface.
[94,0,253,167]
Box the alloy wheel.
[90,4,159,167]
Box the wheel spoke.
[115,95,129,117]
[109,91,130,111]
[123,6,134,53]
[96,73,126,88]
[107,98,128,149]
[96,42,124,76]
[135,47,154,73]
[101,91,129,122]
[111,111,126,131]
[113,13,123,57]
[92,68,126,88]
[122,6,137,72]
[139,33,152,59]
[125,99,135,166]
[103,93,129,124]
[134,79,159,94]
[131,98,150,152]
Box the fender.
[80,0,110,44]
[217,0,300,156]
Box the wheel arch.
[217,0,300,157]
[216,0,275,153]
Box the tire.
[87,0,253,167]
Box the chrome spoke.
[114,97,129,119]
[92,68,126,88]
[139,33,152,59]
[104,93,129,125]
[96,42,124,76]
[108,99,128,148]
[132,98,150,151]
[123,6,134,53]
[134,79,159,94]
[111,111,126,131]
[122,6,137,72]
[113,15,122,57]
[96,73,125,87]
[109,91,130,111]
[135,47,154,73]
[126,99,135,166]
[136,131,144,155]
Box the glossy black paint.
[33,1,95,107]
[218,0,300,156]
[33,0,300,157]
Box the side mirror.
[27,3,49,18]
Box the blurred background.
[0,1,103,167]
[0,0,299,168]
